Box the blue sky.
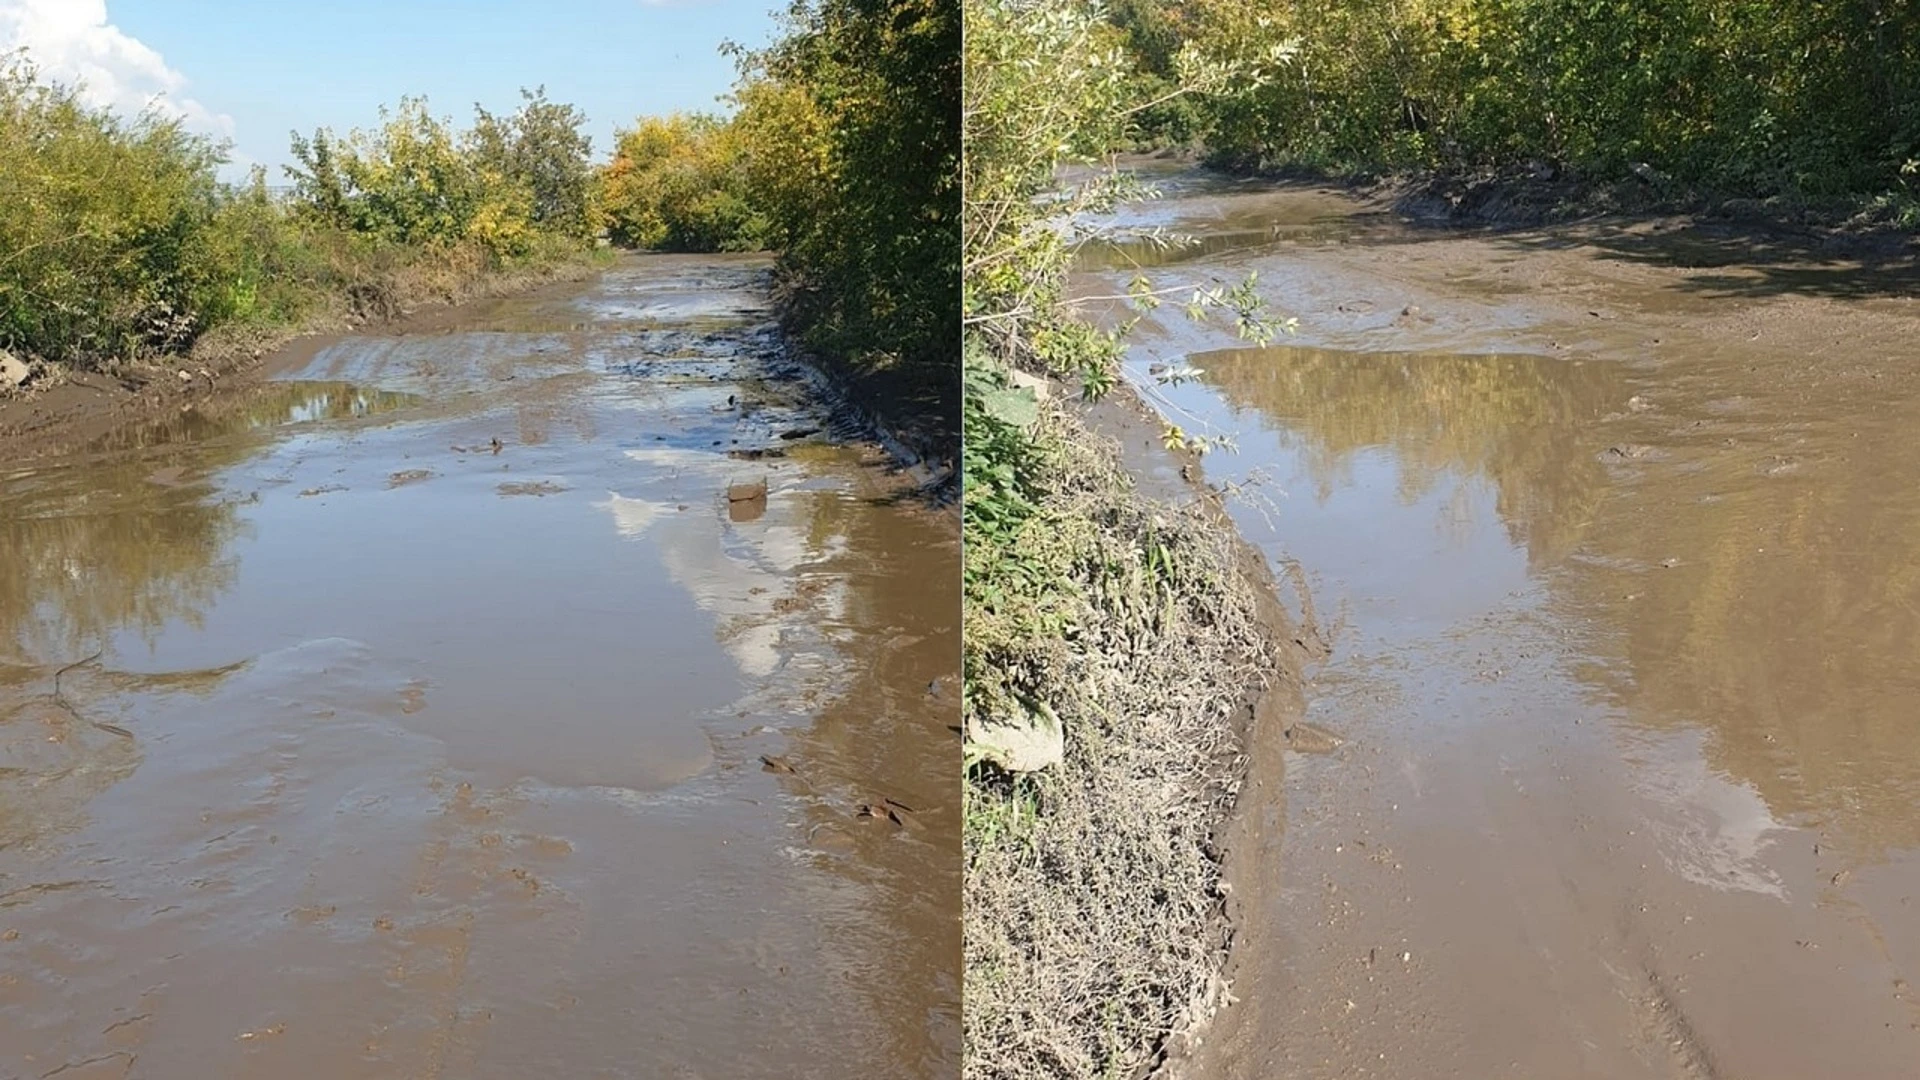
[0,0,780,179]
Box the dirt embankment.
[763,316,959,496]
[0,257,604,464]
[962,372,1310,1080]
[1087,386,1324,1077]
[1374,168,1920,260]
[764,274,959,481]
[1186,149,1920,261]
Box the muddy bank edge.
[766,304,959,487]
[1378,168,1920,257]
[961,368,1309,1079]
[1085,384,1316,1076]
[1182,150,1920,258]
[0,255,610,463]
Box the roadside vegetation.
[597,114,767,253]
[597,0,959,456]
[0,57,602,386]
[5,0,959,455]
[1112,0,1920,220]
[960,1,1291,1076]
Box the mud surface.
[0,253,958,1079]
[1080,164,1920,1078]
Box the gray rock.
[0,351,28,389]
[969,700,1065,773]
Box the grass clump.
[964,407,1272,1079]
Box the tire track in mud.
[361,781,578,1078]
[1631,967,1719,1080]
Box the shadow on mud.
[1478,218,1920,301]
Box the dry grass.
[964,408,1276,1080]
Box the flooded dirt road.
[0,254,958,1079]
[1081,165,1920,1078]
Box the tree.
[470,87,595,236]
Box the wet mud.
[0,253,958,1078]
[1080,164,1920,1078]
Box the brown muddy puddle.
[1081,172,1920,1077]
[0,253,958,1078]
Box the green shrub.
[0,57,594,373]
[0,56,229,364]
[1173,0,1920,197]
[287,95,579,263]
[735,0,961,439]
[596,114,767,251]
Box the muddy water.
[0,254,958,1079]
[1081,168,1920,1077]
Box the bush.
[735,0,962,444]
[596,114,767,251]
[0,57,596,374]
[0,56,231,364]
[1176,0,1920,197]
[286,94,592,263]
[470,87,596,237]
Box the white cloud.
[596,491,669,538]
[0,0,236,147]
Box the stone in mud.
[498,480,569,497]
[727,477,768,522]
[0,350,28,390]
[809,823,858,855]
[1284,721,1344,754]
[387,469,434,488]
[728,493,766,523]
